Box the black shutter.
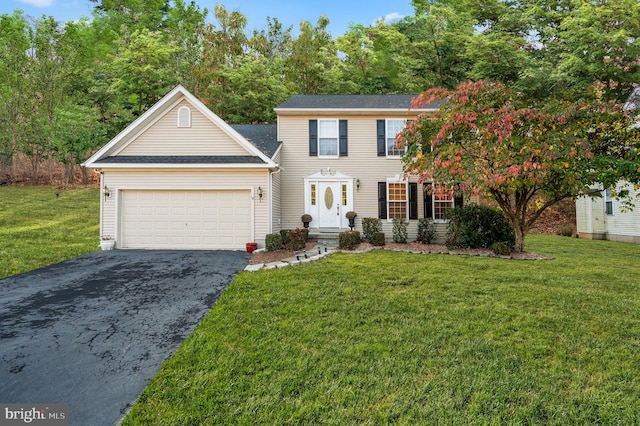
[423,183,433,219]
[309,120,318,157]
[409,183,418,220]
[339,120,348,156]
[377,120,386,156]
[378,182,387,219]
[454,193,463,208]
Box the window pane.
[311,184,316,206]
[433,183,453,220]
[342,184,347,206]
[319,120,338,156]
[387,182,407,219]
[386,119,405,156]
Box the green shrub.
[265,233,283,252]
[491,241,512,256]
[446,204,515,250]
[279,229,291,247]
[362,218,382,242]
[371,232,386,246]
[285,228,307,251]
[392,218,408,243]
[556,223,575,237]
[416,218,437,244]
[338,231,361,250]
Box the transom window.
[388,181,408,219]
[319,120,338,157]
[386,119,406,157]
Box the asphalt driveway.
[0,250,250,426]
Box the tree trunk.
[513,219,526,253]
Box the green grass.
[0,186,99,279]
[123,234,640,425]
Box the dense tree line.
[0,0,638,184]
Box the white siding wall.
[604,182,640,242]
[119,100,252,156]
[278,114,472,241]
[577,182,640,243]
[101,168,270,247]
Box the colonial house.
[83,85,468,250]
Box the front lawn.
[0,186,99,279]
[123,234,640,424]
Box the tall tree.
[400,81,640,252]
[0,12,30,174]
[285,16,337,94]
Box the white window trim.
[386,176,409,221]
[432,183,454,222]
[318,119,339,158]
[177,106,191,127]
[386,119,406,158]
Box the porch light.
[103,186,111,197]
[356,178,360,191]
[257,186,263,201]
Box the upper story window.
[386,119,406,157]
[319,119,338,157]
[177,106,191,127]
[309,120,348,157]
[377,119,406,157]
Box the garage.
[121,190,252,250]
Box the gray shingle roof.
[93,155,266,164]
[231,124,281,158]
[275,94,444,110]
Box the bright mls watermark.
[0,404,68,426]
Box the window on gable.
[318,120,338,157]
[386,119,406,157]
[177,106,191,127]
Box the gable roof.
[275,94,445,113]
[83,85,278,169]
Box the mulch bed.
[248,241,552,265]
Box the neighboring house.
[576,183,640,244]
[576,88,640,244]
[84,85,467,250]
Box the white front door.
[318,182,341,228]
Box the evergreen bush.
[362,218,382,242]
[446,204,515,250]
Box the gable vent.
[177,106,191,127]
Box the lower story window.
[388,182,407,219]
[424,183,456,220]
[605,188,613,215]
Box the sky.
[0,0,415,36]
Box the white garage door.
[121,190,251,249]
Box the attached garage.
[120,190,252,249]
[83,85,281,250]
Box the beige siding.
[278,114,468,241]
[119,100,253,156]
[101,168,270,247]
[271,150,282,233]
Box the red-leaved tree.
[400,81,640,252]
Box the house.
[576,183,640,243]
[575,88,640,244]
[84,85,467,250]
